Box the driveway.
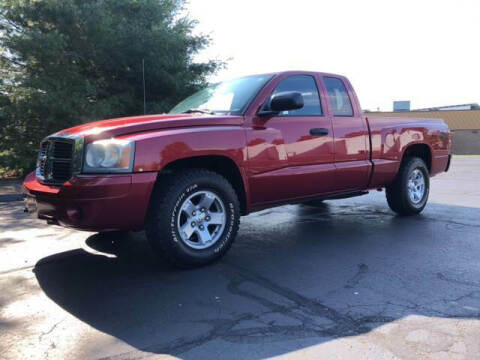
[1,157,479,359]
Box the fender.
[122,125,251,211]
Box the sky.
[188,0,479,111]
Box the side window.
[270,75,322,116]
[324,77,353,116]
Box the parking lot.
[1,156,479,360]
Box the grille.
[52,141,73,159]
[52,161,72,182]
[37,138,74,184]
[37,142,49,178]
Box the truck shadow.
[33,200,480,359]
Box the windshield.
[169,74,273,115]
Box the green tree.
[0,0,223,175]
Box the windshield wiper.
[181,108,215,115]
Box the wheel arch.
[157,155,249,215]
[401,143,432,173]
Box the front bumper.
[23,171,157,231]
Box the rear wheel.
[386,157,429,216]
[146,169,240,267]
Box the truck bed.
[365,116,451,188]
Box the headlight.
[83,139,135,173]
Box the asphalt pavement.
[1,156,479,360]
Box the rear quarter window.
[324,77,354,116]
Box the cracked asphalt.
[1,156,479,360]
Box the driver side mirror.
[258,91,304,116]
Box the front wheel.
[146,169,240,267]
[386,157,430,216]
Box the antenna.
[142,59,146,114]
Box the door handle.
[310,128,329,136]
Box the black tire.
[146,169,240,267]
[386,157,430,216]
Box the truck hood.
[57,113,244,138]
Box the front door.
[247,74,335,204]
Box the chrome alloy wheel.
[407,169,426,204]
[176,190,226,250]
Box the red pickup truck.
[24,71,451,266]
